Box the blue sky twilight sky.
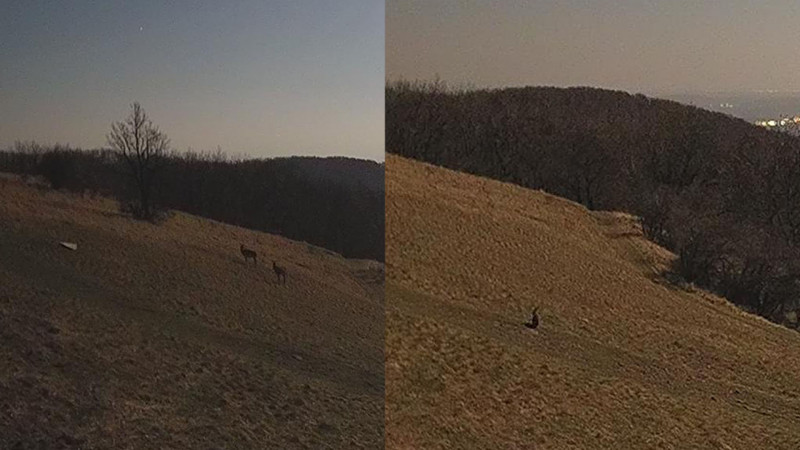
[1,1,384,161]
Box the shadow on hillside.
[606,231,642,240]
[648,269,699,294]
[650,269,800,331]
[96,210,128,220]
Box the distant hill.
[386,154,800,449]
[291,156,385,193]
[0,176,384,448]
[387,82,800,325]
[387,82,793,211]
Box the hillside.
[387,82,800,327]
[0,147,385,262]
[385,154,800,449]
[0,174,384,449]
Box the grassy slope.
[0,175,384,449]
[385,154,800,450]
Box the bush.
[38,149,75,190]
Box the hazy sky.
[1,1,384,161]
[387,1,800,96]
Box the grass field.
[0,175,384,448]
[385,154,800,449]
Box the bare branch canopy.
[107,102,170,220]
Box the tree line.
[387,80,800,325]
[1,107,384,262]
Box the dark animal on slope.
[524,307,539,330]
[240,244,257,265]
[273,260,287,285]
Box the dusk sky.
[1,1,384,161]
[387,1,800,96]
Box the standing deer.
[524,307,539,329]
[273,260,287,285]
[240,244,257,265]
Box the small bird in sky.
[139,26,143,32]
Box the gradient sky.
[387,0,800,96]
[1,1,384,161]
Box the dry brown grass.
[386,154,800,449]
[0,175,384,449]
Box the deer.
[240,244,257,265]
[273,260,287,285]
[524,307,539,330]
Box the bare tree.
[107,102,170,220]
